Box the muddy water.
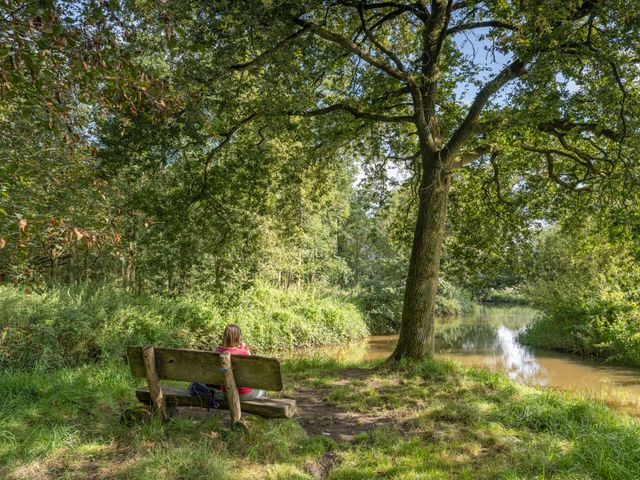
[299,306,640,416]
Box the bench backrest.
[127,346,284,391]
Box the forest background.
[1,0,639,367]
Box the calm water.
[298,306,640,416]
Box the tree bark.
[391,152,450,360]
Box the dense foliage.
[2,5,640,478]
[1,1,638,357]
[0,284,369,370]
[521,222,640,366]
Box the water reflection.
[434,307,546,385]
[293,306,640,417]
[490,325,544,384]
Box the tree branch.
[446,20,516,36]
[520,144,594,191]
[229,26,310,71]
[522,141,606,178]
[291,103,414,123]
[202,113,259,190]
[444,59,527,161]
[542,152,590,192]
[522,144,586,167]
[488,152,514,205]
[450,143,497,169]
[291,16,416,86]
[451,1,469,11]
[339,1,426,19]
[370,8,407,32]
[371,85,411,102]
[357,2,407,73]
[538,119,620,141]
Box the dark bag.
[188,382,220,410]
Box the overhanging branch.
[446,20,516,36]
[520,145,593,192]
[444,59,527,161]
[450,143,497,169]
[487,152,514,206]
[291,15,416,86]
[291,103,414,123]
[338,1,426,19]
[538,119,620,141]
[202,113,259,190]
[357,2,407,73]
[229,26,311,71]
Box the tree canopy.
[1,0,639,359]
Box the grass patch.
[1,358,639,479]
[0,284,369,370]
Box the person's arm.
[240,342,252,355]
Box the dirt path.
[170,366,414,444]
[293,367,412,441]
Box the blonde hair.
[222,324,243,348]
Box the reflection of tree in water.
[435,322,546,385]
[435,323,497,352]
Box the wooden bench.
[127,345,297,422]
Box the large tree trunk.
[391,154,450,360]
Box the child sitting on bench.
[189,324,265,406]
[214,324,266,401]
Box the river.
[298,306,640,417]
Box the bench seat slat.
[135,387,297,418]
[127,347,283,392]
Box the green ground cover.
[1,358,638,479]
[0,284,368,370]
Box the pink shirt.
[216,345,252,395]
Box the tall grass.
[0,283,369,370]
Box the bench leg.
[142,345,169,421]
[219,352,242,424]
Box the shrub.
[0,283,369,370]
[520,225,640,366]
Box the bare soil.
[293,367,414,441]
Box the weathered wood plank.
[135,387,297,418]
[127,347,283,391]
[142,345,169,421]
[219,352,242,423]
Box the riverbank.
[518,314,640,368]
[0,284,369,370]
[2,358,639,479]
[289,306,640,418]
[521,226,640,369]
[480,287,528,306]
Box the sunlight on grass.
[1,359,639,479]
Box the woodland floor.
[293,367,414,442]
[3,359,640,479]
